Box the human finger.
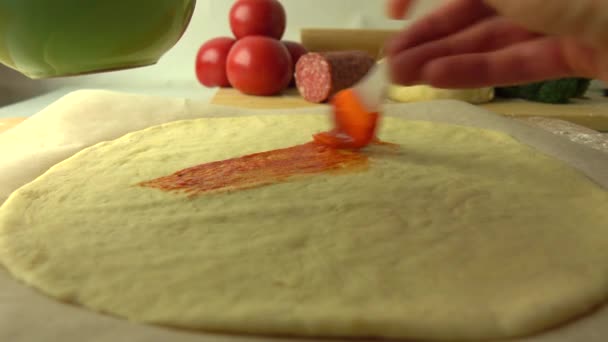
[419,37,579,88]
[485,0,608,48]
[389,17,542,85]
[386,0,496,56]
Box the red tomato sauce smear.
[139,142,368,197]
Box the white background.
[0,0,441,117]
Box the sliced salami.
[295,51,375,103]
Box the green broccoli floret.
[573,78,592,97]
[537,79,580,104]
[497,82,543,100]
[496,78,591,104]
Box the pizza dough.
[1,114,608,341]
[389,84,495,104]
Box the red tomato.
[227,36,293,96]
[195,37,236,87]
[282,41,308,85]
[229,0,286,40]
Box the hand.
[385,0,608,88]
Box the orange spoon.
[314,63,389,149]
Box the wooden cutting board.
[211,88,608,132]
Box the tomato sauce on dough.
[140,142,368,196]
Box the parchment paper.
[1,90,607,342]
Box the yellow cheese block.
[389,84,495,104]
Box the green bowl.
[0,0,196,79]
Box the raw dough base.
[1,115,608,341]
[389,84,495,104]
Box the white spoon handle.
[353,62,389,112]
